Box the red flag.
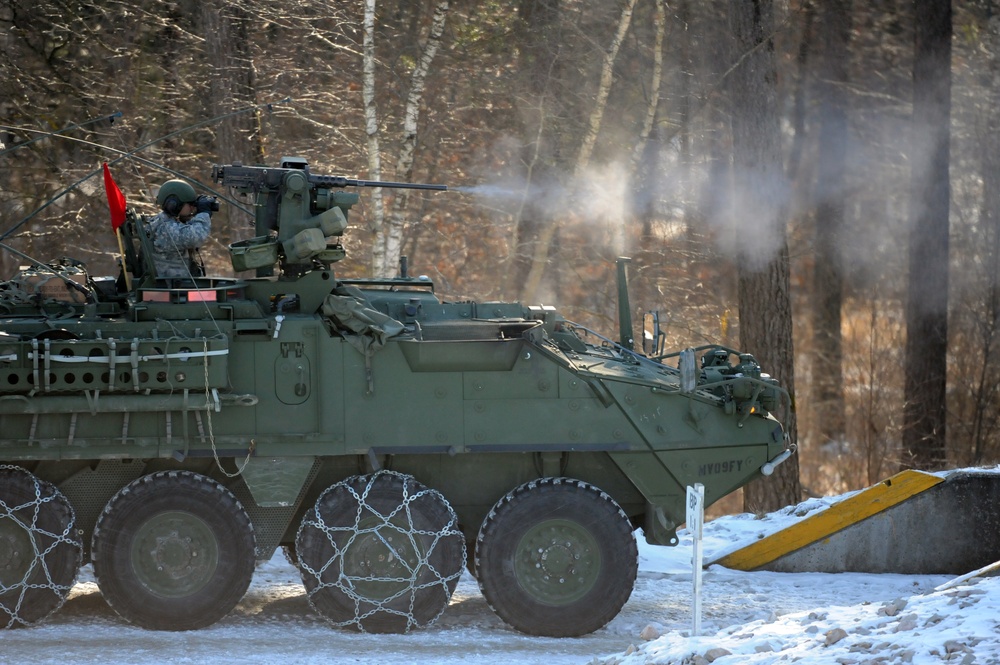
[102,162,127,232]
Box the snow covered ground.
[2,488,998,664]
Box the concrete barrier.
[709,470,1000,574]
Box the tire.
[91,470,256,631]
[296,471,465,633]
[0,467,82,628]
[475,477,638,637]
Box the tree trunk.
[811,0,851,452]
[506,0,561,298]
[203,0,261,244]
[784,1,814,186]
[726,0,802,514]
[519,0,636,303]
[739,244,801,511]
[970,10,1000,464]
[902,0,951,470]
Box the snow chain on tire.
[296,470,465,633]
[0,465,82,628]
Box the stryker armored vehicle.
[0,157,792,636]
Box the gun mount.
[213,157,446,277]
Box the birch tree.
[630,0,666,170]
[364,1,449,278]
[363,0,387,277]
[380,0,449,278]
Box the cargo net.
[0,260,91,308]
[296,471,465,633]
[0,466,82,628]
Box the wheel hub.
[152,532,200,576]
[515,519,601,605]
[131,511,218,598]
[342,526,419,599]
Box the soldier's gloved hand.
[195,195,219,215]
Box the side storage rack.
[0,334,229,395]
[0,334,234,458]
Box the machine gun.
[212,157,446,276]
[212,159,447,193]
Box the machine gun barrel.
[309,175,447,191]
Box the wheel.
[91,470,256,630]
[295,471,465,633]
[0,466,82,628]
[475,477,638,637]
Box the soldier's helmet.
[156,180,198,215]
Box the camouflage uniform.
[146,211,212,278]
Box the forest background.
[0,0,994,513]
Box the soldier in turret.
[147,179,216,279]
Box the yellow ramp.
[711,470,943,571]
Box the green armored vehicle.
[0,158,792,636]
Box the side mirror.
[642,311,665,358]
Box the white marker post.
[686,482,705,637]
